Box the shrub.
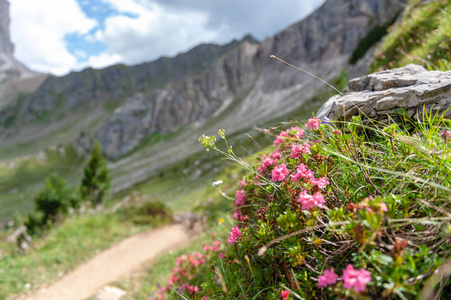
[152,112,451,299]
[80,141,110,206]
[116,201,172,226]
[25,173,75,234]
[36,173,74,222]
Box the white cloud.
[95,1,218,66]
[10,0,97,75]
[99,0,143,15]
[88,52,122,69]
[9,0,325,75]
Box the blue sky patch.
[64,0,139,62]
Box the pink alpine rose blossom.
[272,164,289,182]
[290,126,305,139]
[290,142,310,159]
[298,191,326,210]
[318,268,339,287]
[272,150,282,160]
[341,264,372,292]
[240,177,246,189]
[311,177,329,189]
[233,208,241,220]
[228,226,242,244]
[305,117,321,130]
[235,190,245,207]
[258,156,275,173]
[187,286,199,294]
[281,290,290,300]
[291,163,315,182]
[274,130,289,146]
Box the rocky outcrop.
[317,64,451,122]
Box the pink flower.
[233,208,242,220]
[291,163,315,182]
[258,156,275,173]
[219,252,225,259]
[188,286,199,294]
[272,150,282,160]
[311,177,329,189]
[228,226,242,244]
[240,177,246,189]
[380,202,388,212]
[272,164,289,182]
[297,191,326,210]
[318,268,339,287]
[305,117,321,130]
[290,126,305,139]
[235,190,246,207]
[281,290,290,300]
[290,142,310,159]
[341,264,372,292]
[274,130,289,146]
[333,129,342,136]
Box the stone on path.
[95,285,126,300]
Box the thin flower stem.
[270,55,344,96]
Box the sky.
[9,0,325,76]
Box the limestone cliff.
[0,0,43,108]
[0,0,13,55]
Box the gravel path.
[21,224,192,300]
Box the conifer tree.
[80,141,110,206]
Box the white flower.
[212,180,223,187]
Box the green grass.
[0,145,85,222]
[0,202,172,299]
[371,0,451,71]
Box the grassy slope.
[371,0,451,72]
[0,145,85,222]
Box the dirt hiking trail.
[21,224,193,300]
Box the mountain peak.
[0,0,40,83]
[0,0,13,55]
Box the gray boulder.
[317,64,451,122]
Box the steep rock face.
[97,41,259,158]
[317,64,451,122]
[0,0,13,55]
[0,0,41,97]
[96,0,405,159]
